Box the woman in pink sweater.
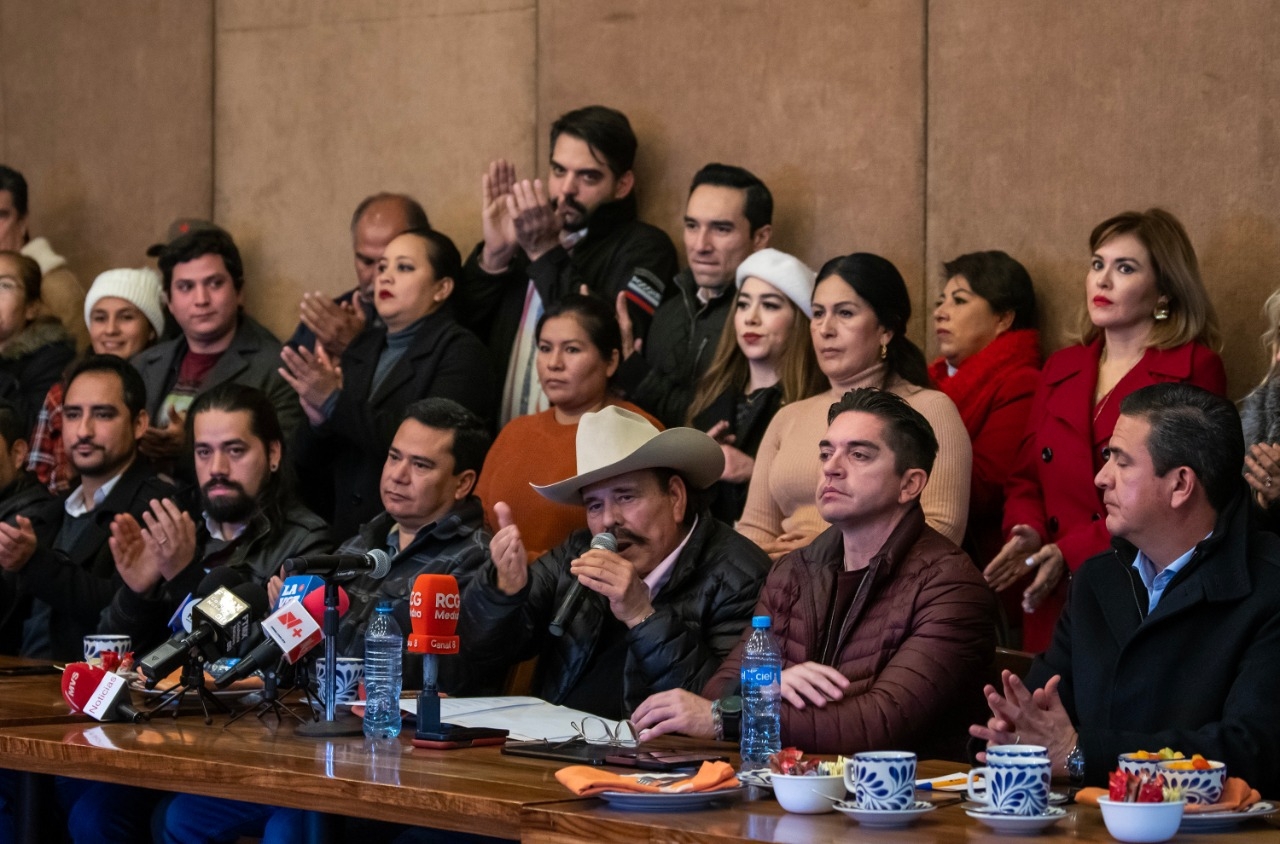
[738,253,971,558]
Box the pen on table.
[916,776,970,790]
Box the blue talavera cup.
[315,657,364,706]
[967,755,1051,816]
[845,751,916,811]
[986,744,1048,762]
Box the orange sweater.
[476,399,663,561]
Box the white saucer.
[738,770,772,789]
[834,800,936,828]
[966,805,1066,834]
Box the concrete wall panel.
[928,0,1280,396]
[215,0,536,338]
[537,0,929,339]
[0,1,213,283]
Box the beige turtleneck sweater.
[737,369,971,551]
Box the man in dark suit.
[973,383,1280,797]
[132,226,300,471]
[0,356,174,661]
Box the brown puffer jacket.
[707,504,995,758]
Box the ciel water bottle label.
[742,666,777,686]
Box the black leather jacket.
[615,269,735,429]
[101,499,330,655]
[459,513,770,716]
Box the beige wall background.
[6,0,1277,397]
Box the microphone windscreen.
[407,573,460,654]
[194,565,248,598]
[300,584,350,624]
[590,532,617,552]
[61,663,106,714]
[228,582,271,622]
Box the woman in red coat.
[991,208,1225,652]
[929,251,1041,643]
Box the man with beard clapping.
[100,382,328,655]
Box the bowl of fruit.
[1158,755,1225,805]
[1117,748,1182,779]
[767,749,847,814]
[1099,768,1185,843]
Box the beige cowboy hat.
[533,406,725,505]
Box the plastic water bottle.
[739,615,781,772]
[362,601,403,739]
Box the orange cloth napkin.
[556,761,740,797]
[1076,777,1261,813]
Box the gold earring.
[879,343,888,361]
[1154,300,1170,321]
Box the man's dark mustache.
[612,528,646,547]
[71,439,100,449]
[202,478,247,496]
[552,196,587,215]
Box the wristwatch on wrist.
[717,695,742,743]
[1066,742,1086,786]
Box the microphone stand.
[224,659,307,728]
[148,649,230,725]
[296,578,362,737]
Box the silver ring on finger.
[158,536,169,545]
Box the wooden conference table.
[0,659,1274,842]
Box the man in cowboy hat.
[458,405,770,719]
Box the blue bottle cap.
[376,600,393,613]
[752,615,771,628]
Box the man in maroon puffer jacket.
[633,387,996,759]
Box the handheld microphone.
[548,532,616,637]
[61,663,149,723]
[214,584,349,688]
[282,549,391,582]
[138,582,269,684]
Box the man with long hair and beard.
[100,382,329,656]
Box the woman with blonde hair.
[1239,288,1280,511]
[687,248,825,523]
[992,208,1225,651]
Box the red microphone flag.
[407,573,459,655]
[61,662,106,714]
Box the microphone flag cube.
[61,662,105,714]
[407,573,460,654]
[261,605,324,664]
[276,575,325,609]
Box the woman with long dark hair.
[738,252,971,557]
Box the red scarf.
[929,330,1042,434]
